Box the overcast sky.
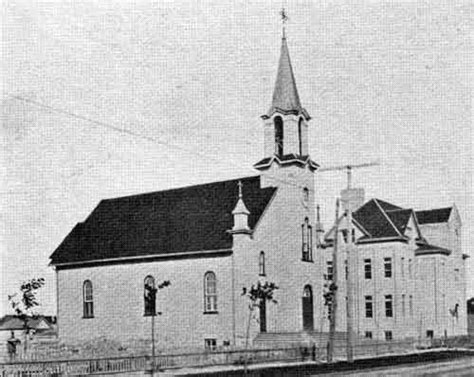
[1,0,472,316]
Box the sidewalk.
[158,348,474,377]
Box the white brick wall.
[57,256,234,350]
[322,233,468,340]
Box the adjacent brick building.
[50,32,468,350]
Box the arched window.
[259,251,266,276]
[302,218,313,261]
[298,118,303,155]
[204,272,217,313]
[274,116,284,156]
[302,187,309,205]
[144,275,156,316]
[83,280,94,318]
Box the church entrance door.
[302,285,314,331]
[259,299,266,332]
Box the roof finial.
[280,7,288,39]
[238,180,243,199]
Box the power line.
[8,94,258,176]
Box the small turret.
[230,181,251,234]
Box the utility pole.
[320,161,379,363]
[327,198,340,363]
[345,205,355,363]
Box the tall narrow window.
[144,275,156,316]
[409,295,413,316]
[365,295,373,318]
[401,294,406,317]
[364,259,372,279]
[401,257,405,278]
[259,251,266,276]
[385,295,393,317]
[384,258,392,278]
[302,218,312,261]
[408,259,413,279]
[83,280,94,318]
[204,272,217,313]
[274,116,284,156]
[298,118,303,155]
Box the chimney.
[341,188,365,214]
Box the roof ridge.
[102,175,262,203]
[373,199,404,237]
[385,208,412,213]
[416,206,453,212]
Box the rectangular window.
[409,295,413,316]
[326,261,333,281]
[385,331,393,341]
[365,331,373,339]
[344,259,348,280]
[384,258,392,278]
[365,295,373,318]
[204,338,217,351]
[385,295,393,317]
[426,330,434,339]
[401,294,405,317]
[364,259,372,279]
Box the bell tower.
[254,23,318,174]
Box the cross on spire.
[279,8,289,38]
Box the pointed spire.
[264,14,310,120]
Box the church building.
[50,30,468,351]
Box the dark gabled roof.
[353,199,400,238]
[376,199,402,212]
[416,207,452,224]
[50,176,276,266]
[254,154,319,171]
[263,36,310,120]
[385,209,413,234]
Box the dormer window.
[274,116,284,156]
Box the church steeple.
[264,34,310,121]
[254,14,318,173]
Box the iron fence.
[0,337,470,376]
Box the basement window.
[204,338,217,351]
